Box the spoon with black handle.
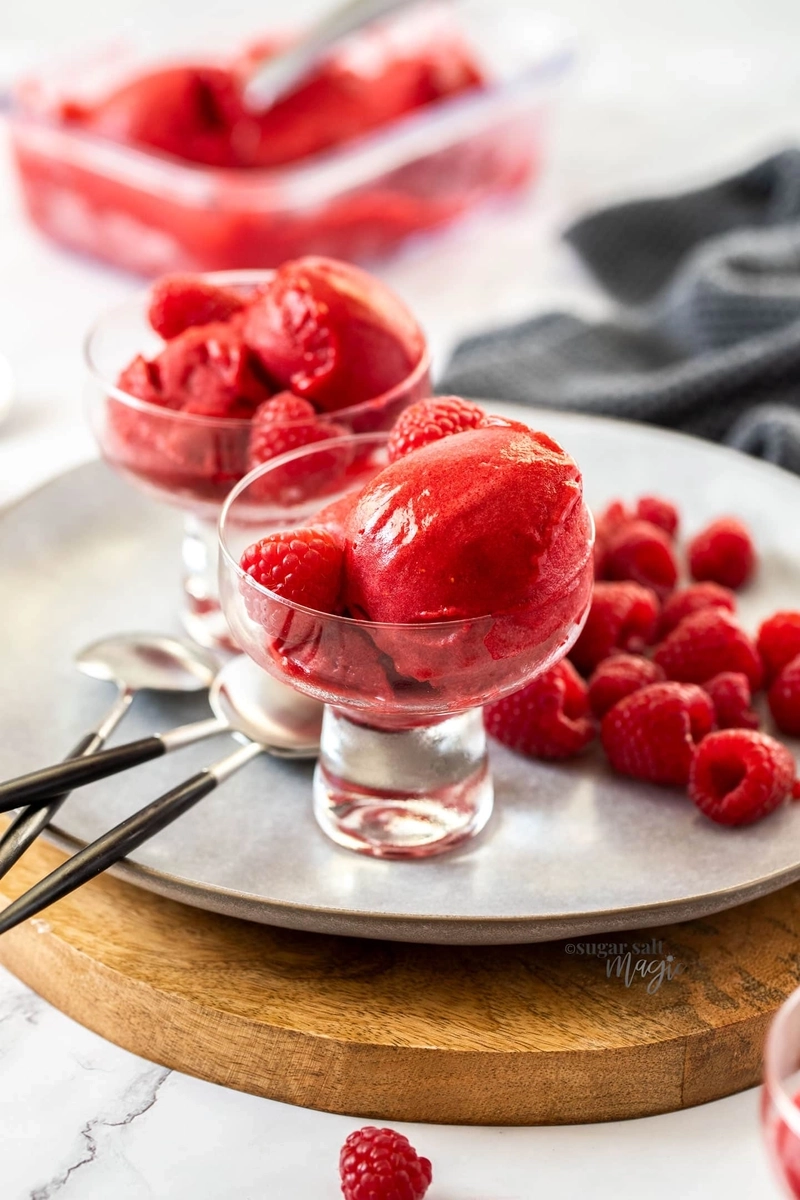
[0,654,319,813]
[0,656,322,934]
[0,634,217,878]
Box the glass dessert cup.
[84,271,431,649]
[763,987,800,1196]
[218,433,594,859]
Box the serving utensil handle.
[0,741,262,934]
[0,686,134,878]
[0,716,227,811]
[244,0,416,109]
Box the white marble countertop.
[1,0,799,1194]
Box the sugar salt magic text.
[606,951,685,994]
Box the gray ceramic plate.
[2,406,800,944]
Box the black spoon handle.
[0,741,261,935]
[0,732,103,879]
[0,737,166,812]
[0,716,226,812]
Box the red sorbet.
[107,260,428,506]
[244,257,424,412]
[343,425,585,624]
[70,67,245,168]
[65,30,483,170]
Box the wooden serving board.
[1,829,797,1125]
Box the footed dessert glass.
[219,433,594,859]
[763,987,800,1197]
[85,271,430,649]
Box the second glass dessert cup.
[85,271,430,649]
[763,986,800,1197]
[219,433,594,859]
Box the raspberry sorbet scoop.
[343,425,586,624]
[244,256,424,412]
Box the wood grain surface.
[0,827,796,1125]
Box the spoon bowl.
[75,633,217,694]
[210,655,322,755]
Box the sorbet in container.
[11,5,573,274]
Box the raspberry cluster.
[487,492,800,827]
[241,398,799,829]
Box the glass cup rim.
[218,429,595,633]
[83,268,431,432]
[764,984,800,1137]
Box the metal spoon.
[0,655,321,812]
[243,0,416,111]
[0,634,218,878]
[0,657,321,934]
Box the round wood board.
[1,824,797,1125]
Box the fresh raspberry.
[595,500,633,537]
[587,654,665,719]
[570,582,660,675]
[485,660,594,760]
[600,519,679,597]
[703,672,759,730]
[757,611,800,683]
[689,730,797,825]
[593,500,632,575]
[635,495,679,538]
[252,391,318,427]
[247,395,348,481]
[688,517,756,590]
[340,1126,432,1200]
[601,682,715,786]
[658,582,736,639]
[653,608,763,690]
[387,396,485,462]
[148,274,245,339]
[240,527,343,613]
[768,654,800,736]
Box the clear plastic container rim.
[11,23,576,203]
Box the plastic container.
[8,6,574,275]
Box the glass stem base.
[180,514,238,652]
[313,706,493,859]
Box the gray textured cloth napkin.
[441,150,800,473]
